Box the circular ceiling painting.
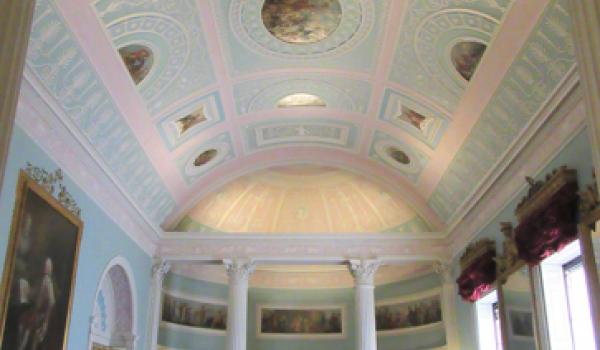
[118,44,154,85]
[450,41,487,81]
[261,0,343,44]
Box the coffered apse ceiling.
[24,0,576,236]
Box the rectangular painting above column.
[257,305,345,339]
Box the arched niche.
[89,257,137,350]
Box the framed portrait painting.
[0,171,83,350]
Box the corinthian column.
[349,259,381,350]
[434,263,460,349]
[0,0,35,195]
[147,260,170,350]
[224,259,256,350]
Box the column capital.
[152,259,171,282]
[223,259,256,281]
[432,262,454,284]
[349,259,381,286]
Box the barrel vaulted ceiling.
[25,0,576,235]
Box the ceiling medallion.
[232,0,373,59]
[450,41,487,81]
[261,0,343,44]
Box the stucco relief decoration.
[27,0,176,223]
[94,0,216,114]
[231,0,374,58]
[370,132,429,183]
[389,1,511,111]
[428,0,576,221]
[178,133,235,183]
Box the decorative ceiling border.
[27,0,175,225]
[17,75,158,255]
[428,0,576,222]
[447,73,585,256]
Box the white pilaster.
[147,259,170,350]
[349,259,381,350]
[568,1,600,183]
[224,259,256,350]
[434,263,460,350]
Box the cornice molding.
[158,234,451,263]
[447,71,586,257]
[16,72,159,255]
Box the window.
[476,290,503,350]
[563,257,594,350]
[540,240,595,350]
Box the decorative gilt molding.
[459,239,495,271]
[24,162,81,217]
[515,166,577,221]
[495,222,523,280]
[579,173,600,227]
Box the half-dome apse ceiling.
[176,165,432,234]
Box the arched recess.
[164,147,445,232]
[89,257,138,350]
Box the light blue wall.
[453,129,594,350]
[0,126,153,349]
[160,272,445,350]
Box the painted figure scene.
[376,295,442,331]
[261,0,343,44]
[162,294,227,331]
[450,41,487,81]
[260,308,342,334]
[118,44,154,85]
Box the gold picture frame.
[0,170,83,349]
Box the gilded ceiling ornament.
[24,162,81,217]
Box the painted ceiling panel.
[176,132,236,185]
[27,0,175,224]
[428,0,576,221]
[94,0,217,116]
[379,89,450,149]
[175,165,432,234]
[233,75,372,115]
[389,0,514,112]
[369,131,429,184]
[156,91,226,150]
[212,0,389,75]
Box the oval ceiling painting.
[450,41,487,81]
[261,0,343,44]
[386,146,411,165]
[118,44,154,85]
[194,149,218,167]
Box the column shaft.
[224,260,255,350]
[350,260,380,350]
[435,263,460,349]
[147,260,170,350]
